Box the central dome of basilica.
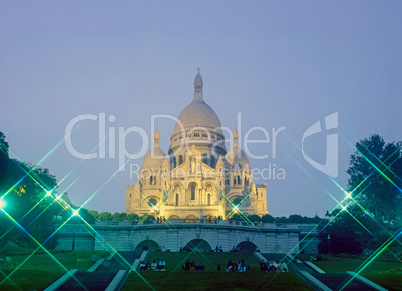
[173,99,222,134]
[172,71,222,136]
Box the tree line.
[85,210,322,224]
[318,134,402,255]
[1,132,400,255]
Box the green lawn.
[0,250,108,290]
[364,274,402,291]
[124,271,313,290]
[296,254,401,275]
[296,254,402,290]
[148,252,261,272]
[125,252,313,290]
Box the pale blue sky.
[1,1,401,217]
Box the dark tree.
[0,132,10,191]
[275,216,291,223]
[347,134,402,223]
[247,214,261,223]
[127,213,139,221]
[112,212,127,221]
[98,212,112,221]
[261,214,275,223]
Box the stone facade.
[55,220,319,254]
[126,71,268,218]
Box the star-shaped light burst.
[345,191,352,199]
[233,205,239,214]
[45,190,53,197]
[0,198,6,210]
[71,208,80,217]
[341,205,348,212]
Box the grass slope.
[0,250,107,290]
[124,252,312,290]
[296,254,402,290]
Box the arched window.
[232,196,242,206]
[148,197,157,207]
[150,176,153,184]
[190,183,196,200]
[207,194,211,206]
[171,157,176,168]
[233,176,237,185]
[210,155,215,168]
[175,194,179,206]
[202,154,208,165]
[179,155,183,165]
[238,175,241,185]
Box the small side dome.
[226,147,250,167]
[142,147,165,169]
[226,125,250,167]
[216,155,225,169]
[142,127,166,170]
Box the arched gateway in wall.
[54,221,319,254]
[186,239,211,252]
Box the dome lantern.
[193,68,203,101]
[233,125,239,147]
[154,125,160,147]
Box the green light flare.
[0,210,78,287]
[342,136,402,192]
[0,198,6,209]
[79,147,142,210]
[72,217,155,289]
[339,230,402,291]
[0,269,20,290]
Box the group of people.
[259,259,288,272]
[156,217,166,223]
[225,259,249,272]
[310,254,330,261]
[229,245,242,252]
[183,260,203,271]
[140,259,166,271]
[157,246,168,252]
[179,246,191,252]
[213,246,223,252]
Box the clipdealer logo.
[64,112,338,179]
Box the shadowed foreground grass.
[123,271,313,291]
[296,254,402,290]
[364,274,402,291]
[0,250,107,290]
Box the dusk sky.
[1,1,401,218]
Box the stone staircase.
[311,273,374,291]
[48,251,139,291]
